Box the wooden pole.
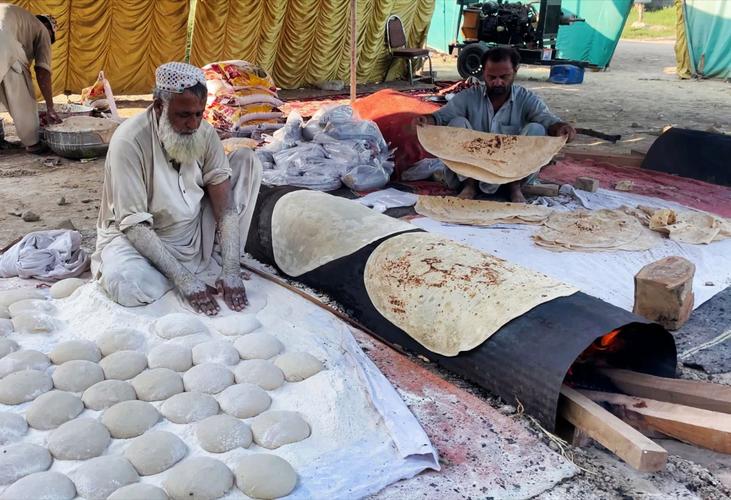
[349,0,357,105]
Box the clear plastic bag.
[321,119,388,156]
[285,172,342,191]
[285,157,350,178]
[272,143,326,170]
[401,158,447,181]
[341,162,393,191]
[269,111,303,149]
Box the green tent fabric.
[427,0,462,53]
[682,0,731,79]
[555,0,633,68]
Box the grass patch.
[621,5,677,40]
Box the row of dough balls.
[0,446,297,499]
[0,279,84,322]
[0,278,86,334]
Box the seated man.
[92,62,262,315]
[416,46,576,202]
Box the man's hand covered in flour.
[216,273,248,312]
[180,277,221,316]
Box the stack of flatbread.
[415,195,553,226]
[417,125,566,185]
[533,209,661,252]
[625,206,731,245]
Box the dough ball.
[8,299,56,318]
[102,400,160,439]
[0,339,19,360]
[0,288,45,311]
[196,414,252,453]
[0,412,27,444]
[131,368,183,401]
[49,278,86,299]
[0,319,13,335]
[183,363,233,394]
[82,380,137,410]
[0,471,76,500]
[148,344,193,372]
[10,313,57,334]
[124,431,187,476]
[192,341,239,366]
[217,383,270,419]
[100,350,148,380]
[160,392,219,424]
[0,349,50,378]
[163,457,233,500]
[48,418,110,460]
[0,443,52,485]
[71,456,139,500]
[250,411,311,449]
[153,313,209,340]
[234,332,283,360]
[0,370,53,405]
[234,454,297,499]
[209,314,262,336]
[51,360,104,392]
[49,340,101,364]
[96,328,146,356]
[274,352,323,382]
[233,359,285,390]
[26,391,83,430]
[108,483,168,500]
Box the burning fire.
[574,328,625,367]
[595,329,622,351]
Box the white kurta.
[93,106,262,307]
[0,4,52,146]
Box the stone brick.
[574,176,599,193]
[633,256,695,330]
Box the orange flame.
[597,329,621,350]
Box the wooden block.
[633,256,695,330]
[558,150,645,168]
[601,369,731,415]
[614,180,634,191]
[574,176,599,193]
[582,390,731,455]
[523,183,560,197]
[559,386,668,472]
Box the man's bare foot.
[508,182,526,203]
[457,179,478,199]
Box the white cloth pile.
[0,230,89,280]
[203,60,284,136]
[258,106,394,192]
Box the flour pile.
[0,276,437,499]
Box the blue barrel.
[549,64,584,84]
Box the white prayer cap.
[155,62,206,94]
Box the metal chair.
[384,15,434,85]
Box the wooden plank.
[558,150,645,168]
[559,386,667,472]
[582,390,731,455]
[522,183,560,197]
[601,369,731,415]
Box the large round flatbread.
[415,196,553,226]
[443,159,525,185]
[364,232,577,356]
[272,190,414,277]
[418,125,566,180]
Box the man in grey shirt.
[416,46,575,201]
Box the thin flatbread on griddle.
[418,125,566,180]
[533,209,657,252]
[415,195,553,226]
[364,232,577,356]
[271,190,414,277]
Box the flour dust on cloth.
[0,274,438,498]
[415,195,553,226]
[364,232,577,356]
[0,230,89,280]
[92,106,262,306]
[417,124,566,185]
[271,190,414,277]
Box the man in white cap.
[0,4,61,152]
[93,62,262,315]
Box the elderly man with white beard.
[92,62,262,315]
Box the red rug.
[540,159,731,218]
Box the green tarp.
[426,1,632,68]
[682,0,731,79]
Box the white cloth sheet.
[0,230,88,280]
[411,187,731,312]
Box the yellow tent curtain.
[9,0,189,95]
[190,0,435,89]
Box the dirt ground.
[1,40,731,499]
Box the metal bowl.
[38,103,94,120]
[44,128,111,159]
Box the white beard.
[158,103,207,164]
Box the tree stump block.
[633,256,695,330]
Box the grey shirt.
[432,84,561,134]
